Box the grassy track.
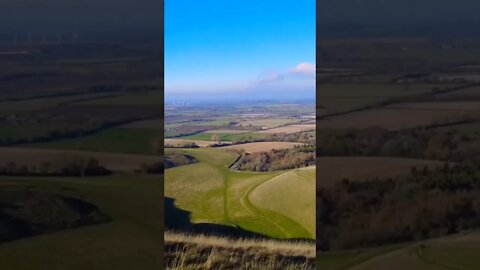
[165,148,315,239]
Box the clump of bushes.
[231,145,315,172]
[164,142,199,149]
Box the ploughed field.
[165,148,315,240]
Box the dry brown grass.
[165,231,315,270]
[221,142,303,153]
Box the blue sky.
[165,0,315,102]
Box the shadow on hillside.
[0,186,110,243]
[165,197,276,240]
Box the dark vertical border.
[160,0,165,266]
[315,0,321,254]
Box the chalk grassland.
[237,118,301,128]
[28,128,163,155]
[317,157,442,187]
[249,167,315,237]
[0,175,162,270]
[0,147,162,172]
[318,102,480,130]
[222,142,303,153]
[319,231,480,270]
[165,148,315,239]
[165,231,315,270]
[257,124,316,134]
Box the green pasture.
[29,128,162,155]
[0,174,163,270]
[165,148,315,239]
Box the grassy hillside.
[249,167,315,237]
[0,175,162,270]
[318,230,480,270]
[165,148,314,239]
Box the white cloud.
[291,62,315,75]
[258,62,315,85]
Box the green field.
[238,118,300,128]
[180,132,268,142]
[165,148,315,239]
[0,174,162,270]
[29,128,162,155]
[317,231,480,270]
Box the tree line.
[0,158,110,177]
[318,163,480,250]
[317,126,480,164]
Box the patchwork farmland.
[317,25,480,270]
[164,102,316,268]
[0,38,164,269]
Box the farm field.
[179,131,268,142]
[237,118,301,128]
[28,128,163,155]
[317,10,480,270]
[318,83,444,115]
[318,106,475,130]
[317,157,442,187]
[164,138,229,147]
[165,148,315,239]
[0,174,163,270]
[222,142,303,153]
[258,124,316,134]
[0,147,162,172]
[203,129,249,134]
